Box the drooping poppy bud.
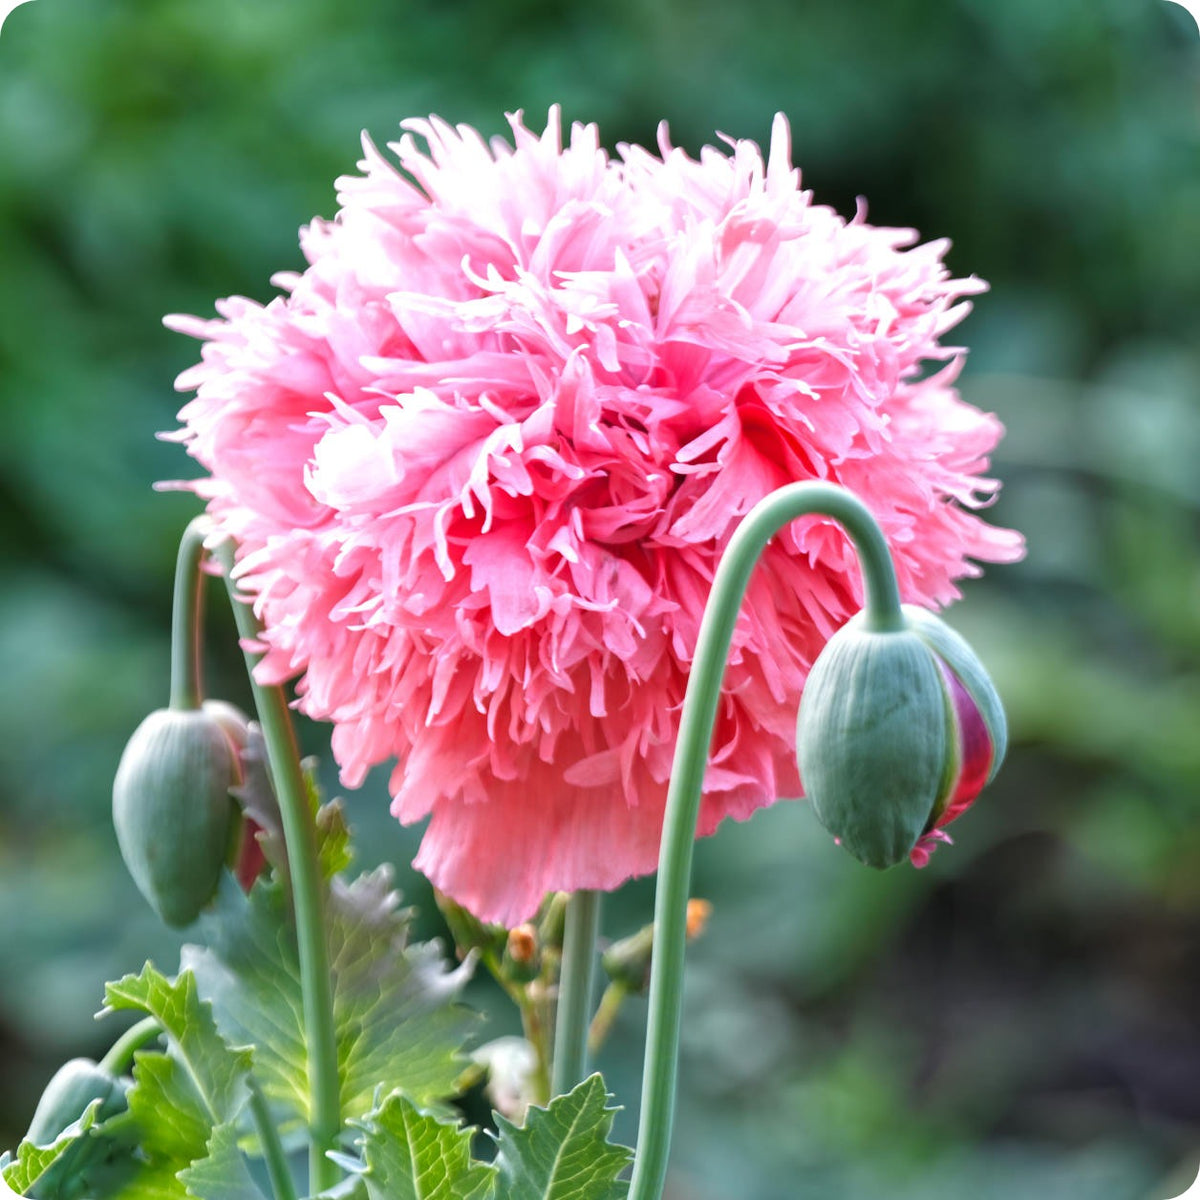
[25,1058,128,1147]
[796,604,1005,870]
[112,707,239,926]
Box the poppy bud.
[112,707,239,926]
[500,923,541,984]
[685,898,713,941]
[600,900,710,994]
[601,924,655,992]
[435,890,508,962]
[796,605,1005,869]
[22,1057,131,1197]
[25,1059,128,1147]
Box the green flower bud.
[500,923,542,984]
[601,923,656,992]
[112,708,239,927]
[601,901,710,994]
[25,1058,128,1146]
[434,890,508,962]
[796,606,1005,869]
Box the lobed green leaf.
[0,1101,99,1194]
[183,860,475,1126]
[176,1122,267,1200]
[102,964,251,1127]
[358,1094,494,1200]
[492,1075,631,1200]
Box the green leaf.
[97,1159,196,1200]
[177,1123,266,1200]
[492,1076,631,1200]
[310,1176,368,1200]
[183,868,475,1125]
[85,965,258,1200]
[123,1052,212,1162]
[184,882,308,1122]
[329,870,476,1116]
[102,964,251,1126]
[358,1094,494,1200]
[1,1100,99,1193]
[314,795,353,882]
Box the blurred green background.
[1,0,1198,1196]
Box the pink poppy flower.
[166,109,1022,926]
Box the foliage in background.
[1,1,1198,1196]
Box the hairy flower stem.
[248,1077,300,1200]
[521,984,554,1106]
[628,482,903,1200]
[480,948,553,1105]
[168,517,211,711]
[212,537,341,1195]
[551,889,602,1096]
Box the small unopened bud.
[601,924,655,992]
[26,1059,128,1147]
[22,1057,131,1197]
[501,923,541,983]
[797,605,1006,870]
[435,891,507,962]
[112,708,239,927]
[507,924,538,965]
[538,892,569,950]
[601,896,713,993]
[685,898,712,941]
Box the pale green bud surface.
[112,708,238,927]
[797,621,950,868]
[25,1058,127,1147]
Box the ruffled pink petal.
[168,109,1021,925]
[907,665,995,869]
[909,829,954,870]
[938,664,995,828]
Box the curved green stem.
[212,538,341,1195]
[627,482,902,1200]
[99,1016,162,1074]
[248,1077,299,1200]
[169,517,212,711]
[551,890,602,1096]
